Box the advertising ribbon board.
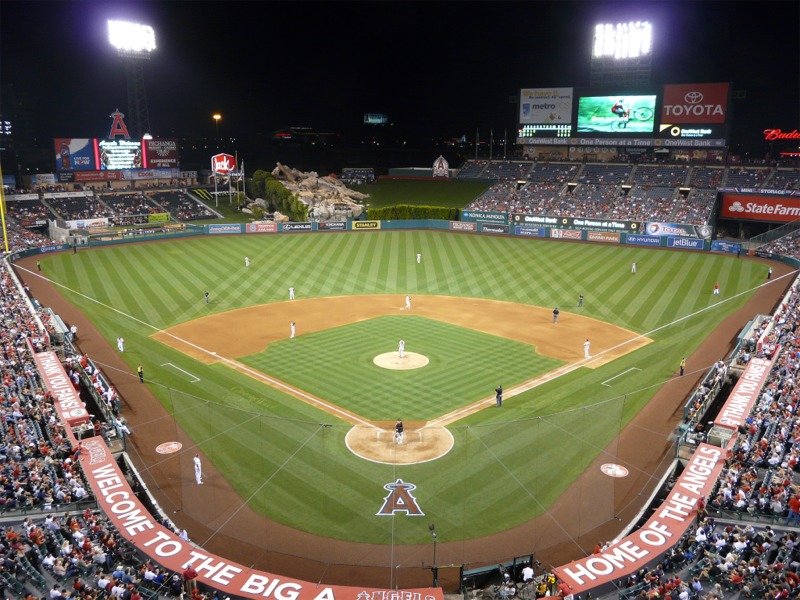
[78,436,443,600]
[713,356,775,431]
[353,221,381,230]
[461,210,508,224]
[33,351,91,427]
[553,443,726,596]
[721,195,800,223]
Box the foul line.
[160,362,200,383]
[601,367,641,387]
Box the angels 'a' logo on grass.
[376,479,425,516]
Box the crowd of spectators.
[148,191,217,221]
[45,196,114,221]
[762,232,800,262]
[3,199,53,224]
[769,170,800,191]
[99,193,161,217]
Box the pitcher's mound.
[373,352,429,370]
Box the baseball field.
[25,230,775,561]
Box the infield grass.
[36,230,773,544]
[242,315,562,421]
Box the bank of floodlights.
[593,21,652,59]
[108,20,156,59]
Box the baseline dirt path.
[14,254,796,591]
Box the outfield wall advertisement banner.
[480,223,509,234]
[587,231,621,243]
[281,222,313,232]
[318,221,347,231]
[449,221,477,232]
[208,224,243,234]
[461,210,508,224]
[549,229,582,240]
[710,240,742,254]
[246,222,278,233]
[78,436,444,600]
[661,83,729,124]
[720,194,800,222]
[667,237,703,250]
[519,88,573,125]
[516,226,545,237]
[513,214,642,233]
[353,221,381,230]
[553,443,726,595]
[626,234,661,246]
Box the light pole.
[428,523,438,587]
[213,114,221,146]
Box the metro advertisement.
[660,83,729,124]
[721,194,800,223]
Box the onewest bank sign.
[721,194,800,223]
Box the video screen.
[96,139,143,170]
[576,95,657,133]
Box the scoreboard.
[54,138,179,171]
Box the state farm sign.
[721,194,800,223]
[661,83,729,124]
[211,153,236,175]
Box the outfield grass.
[38,231,767,544]
[241,315,562,421]
[351,179,491,209]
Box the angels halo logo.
[376,479,425,516]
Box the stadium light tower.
[108,20,156,138]
[590,21,652,87]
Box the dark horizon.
[1,0,799,170]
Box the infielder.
[290,321,296,338]
[288,287,295,300]
[395,419,404,444]
[584,338,591,359]
[193,454,203,485]
[405,295,411,310]
[398,339,405,358]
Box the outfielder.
[117,337,124,352]
[193,454,203,485]
[245,256,250,267]
[416,253,421,264]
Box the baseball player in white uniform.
[416,253,421,264]
[117,337,124,352]
[245,256,250,267]
[405,295,411,310]
[290,322,296,339]
[398,339,405,358]
[584,339,591,359]
[193,454,203,485]
[288,287,295,300]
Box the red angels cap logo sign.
[211,153,236,175]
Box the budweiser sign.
[211,153,236,175]
[661,83,729,124]
[764,129,800,141]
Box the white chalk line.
[160,362,200,383]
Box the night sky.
[1,1,799,152]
